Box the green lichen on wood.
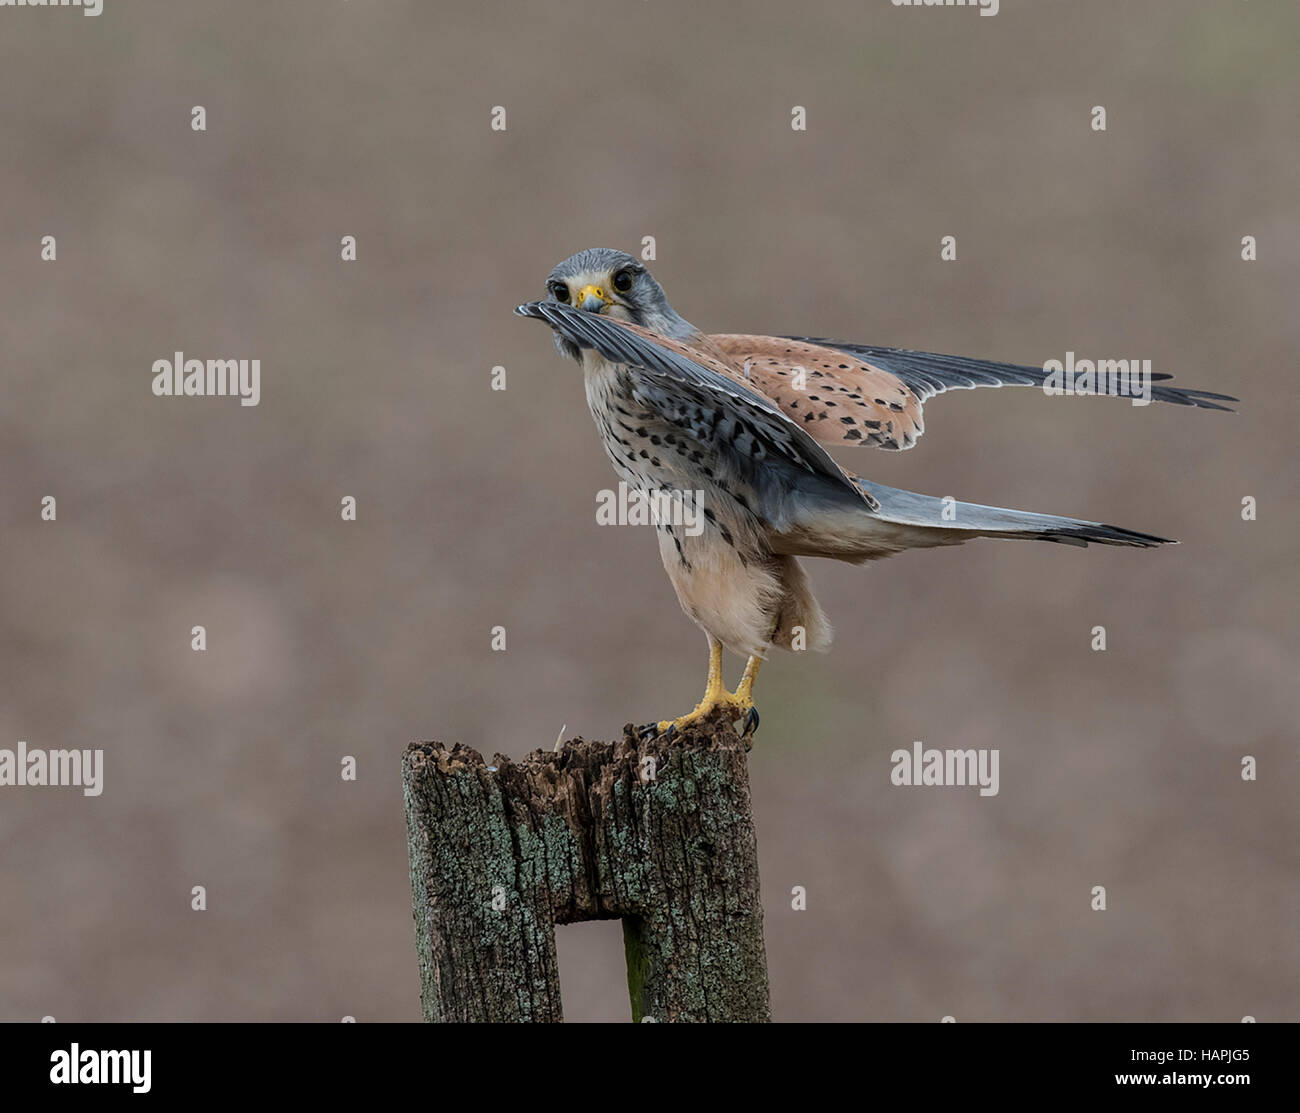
[623,916,651,1023]
[403,719,770,1023]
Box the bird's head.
[542,247,695,361]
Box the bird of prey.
[516,247,1236,738]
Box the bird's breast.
[581,354,772,564]
[583,356,672,495]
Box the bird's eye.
[612,269,635,293]
[550,283,569,303]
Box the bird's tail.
[853,477,1173,550]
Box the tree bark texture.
[402,718,771,1022]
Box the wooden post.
[402,718,771,1022]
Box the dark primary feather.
[785,339,1239,412]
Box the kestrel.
[516,248,1236,738]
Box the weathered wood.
[402,718,771,1022]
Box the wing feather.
[785,338,1238,411]
[708,334,926,450]
[515,301,876,509]
[710,333,1237,454]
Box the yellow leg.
[657,639,727,731]
[735,655,763,705]
[656,641,761,735]
[701,638,726,704]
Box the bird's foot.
[637,691,758,742]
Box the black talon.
[742,706,760,738]
[662,723,676,742]
[637,722,659,741]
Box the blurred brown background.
[1,0,1296,1022]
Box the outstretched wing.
[711,333,1238,453]
[790,338,1238,410]
[707,334,926,450]
[514,300,876,511]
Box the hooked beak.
[576,284,614,313]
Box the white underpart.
[581,350,832,659]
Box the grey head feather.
[543,248,696,361]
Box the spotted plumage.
[516,248,1237,736]
[708,335,926,449]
